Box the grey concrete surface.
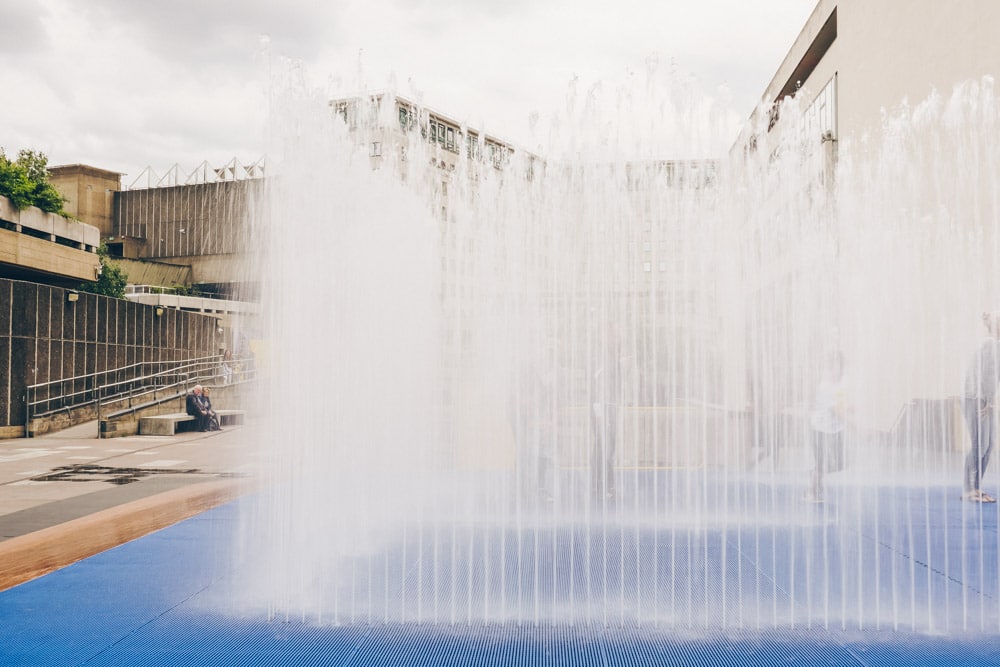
[0,419,260,541]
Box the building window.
[333,101,356,128]
[369,142,382,157]
[426,118,459,154]
[398,105,416,131]
[487,141,508,169]
[801,74,838,143]
[368,96,382,125]
[466,133,480,160]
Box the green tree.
[79,244,128,298]
[0,149,68,215]
[0,153,33,210]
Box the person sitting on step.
[185,384,218,432]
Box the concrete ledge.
[216,409,245,426]
[0,425,25,439]
[0,478,255,592]
[0,194,100,248]
[0,226,101,282]
[0,196,17,223]
[139,412,195,435]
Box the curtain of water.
[236,66,1000,632]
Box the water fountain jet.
[239,65,1000,634]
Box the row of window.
[800,74,837,143]
[398,104,511,168]
[625,161,719,190]
[428,118,458,153]
[335,97,518,171]
[334,99,381,128]
[335,96,524,176]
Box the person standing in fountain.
[591,338,621,502]
[508,344,558,505]
[962,312,1000,503]
[805,351,849,503]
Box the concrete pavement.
[0,419,260,589]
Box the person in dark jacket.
[185,384,215,432]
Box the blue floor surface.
[2,482,1000,665]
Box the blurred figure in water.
[805,351,849,503]
[591,336,622,503]
[508,336,558,505]
[962,312,1000,503]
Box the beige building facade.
[735,0,1000,446]
[739,0,1000,160]
[0,195,101,287]
[49,164,121,238]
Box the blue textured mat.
[2,484,1000,666]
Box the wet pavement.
[0,420,260,542]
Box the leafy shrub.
[0,149,68,215]
[79,244,128,298]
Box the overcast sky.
[1,0,815,183]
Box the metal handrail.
[24,354,234,436]
[28,356,206,401]
[25,356,219,417]
[124,284,240,300]
[96,357,219,408]
[97,361,217,421]
[96,358,257,428]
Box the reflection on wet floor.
[31,464,201,485]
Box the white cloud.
[0,0,817,177]
[0,2,49,54]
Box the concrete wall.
[0,195,102,286]
[114,179,263,261]
[0,278,224,437]
[745,0,1000,147]
[49,164,122,238]
[838,0,1000,143]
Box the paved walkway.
[0,419,259,591]
[0,420,258,542]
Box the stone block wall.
[0,277,223,437]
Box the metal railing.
[95,356,225,420]
[126,156,266,190]
[125,284,236,300]
[24,354,256,437]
